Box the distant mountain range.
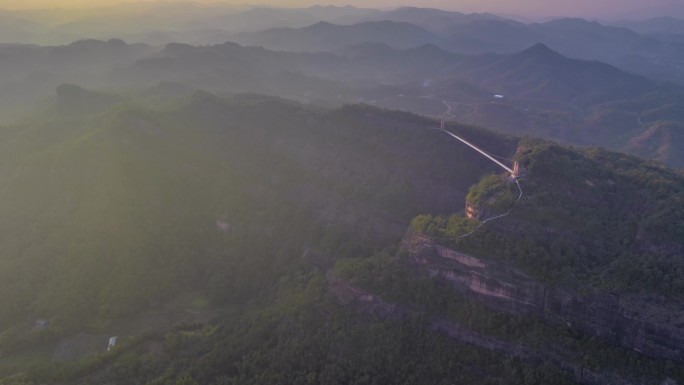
[613,16,684,35]
[1,5,684,169]
[0,5,498,44]
[1,4,683,85]
[231,20,436,52]
[231,16,684,86]
[4,36,681,167]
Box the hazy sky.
[0,0,677,18]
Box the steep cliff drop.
[400,229,684,364]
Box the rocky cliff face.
[465,203,483,220]
[400,230,684,363]
[327,270,641,385]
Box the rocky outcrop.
[327,273,638,385]
[401,230,684,363]
[465,203,483,220]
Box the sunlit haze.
[3,0,684,382]
[1,0,678,18]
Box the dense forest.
[0,88,681,384]
[412,138,684,295]
[0,90,517,371]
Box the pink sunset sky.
[1,0,680,18]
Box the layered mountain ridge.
[3,39,684,168]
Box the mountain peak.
[309,21,335,28]
[524,42,554,53]
[518,43,563,59]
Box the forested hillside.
[413,138,684,294]
[0,90,512,360]
[3,39,683,168]
[1,89,684,385]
